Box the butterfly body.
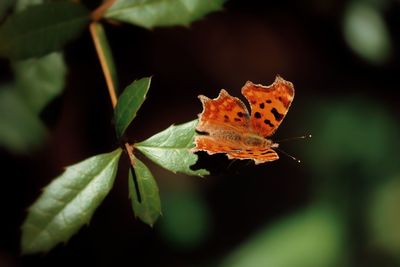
[208,130,274,149]
[241,133,272,147]
[194,76,294,164]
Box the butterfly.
[193,76,294,164]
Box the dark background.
[1,0,400,266]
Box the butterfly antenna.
[275,147,301,163]
[275,134,312,143]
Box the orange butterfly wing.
[226,148,279,164]
[196,89,250,133]
[195,89,250,154]
[242,76,294,138]
[196,134,279,164]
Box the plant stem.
[125,143,136,166]
[91,0,117,21]
[89,21,135,163]
[89,22,118,108]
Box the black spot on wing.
[261,150,274,155]
[271,108,284,121]
[264,119,274,127]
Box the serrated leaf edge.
[21,149,122,254]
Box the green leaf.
[0,86,46,153]
[220,205,345,267]
[129,158,161,226]
[90,22,118,94]
[21,148,122,254]
[104,0,225,29]
[135,120,209,177]
[13,52,67,113]
[0,2,90,60]
[114,77,151,139]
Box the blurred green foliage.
[0,2,90,60]
[342,1,392,64]
[0,0,13,19]
[302,96,400,264]
[368,177,400,258]
[0,86,46,153]
[221,95,400,266]
[303,97,399,185]
[159,190,211,249]
[0,0,67,153]
[221,205,345,267]
[13,52,66,113]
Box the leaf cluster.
[0,0,224,254]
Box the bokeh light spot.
[343,1,392,64]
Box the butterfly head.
[271,142,279,148]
